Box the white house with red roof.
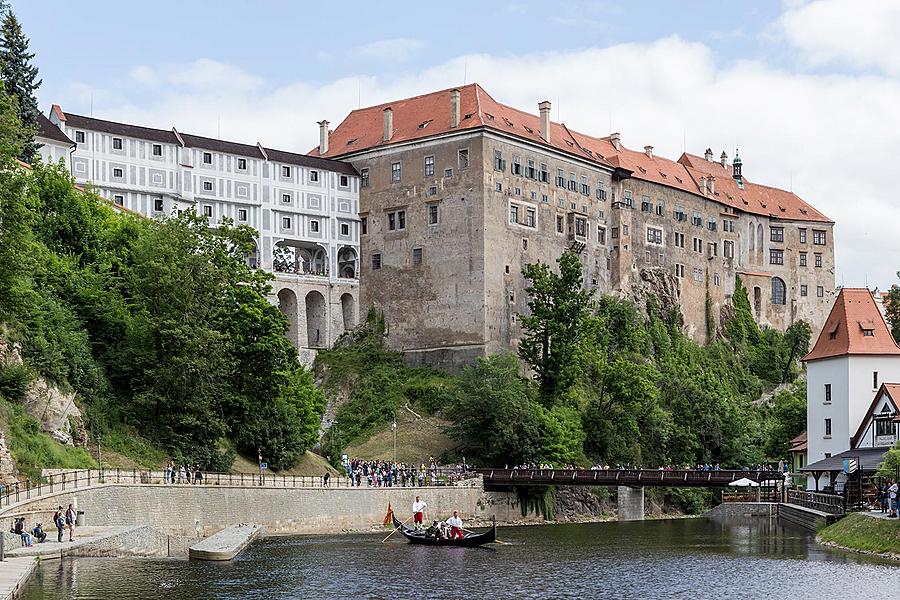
[802,288,900,489]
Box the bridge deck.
[476,468,783,488]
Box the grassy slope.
[230,450,340,476]
[819,513,900,555]
[344,409,457,463]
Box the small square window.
[237,158,247,170]
[340,222,349,236]
[412,247,423,267]
[238,209,248,222]
[75,131,85,143]
[113,194,124,206]
[282,193,291,203]
[372,253,382,270]
[310,220,320,233]
[112,137,123,150]
[203,181,214,192]
[113,168,123,178]
[203,205,213,217]
[444,168,453,178]
[340,174,349,187]
[153,198,164,212]
[152,144,162,156]
[282,217,292,229]
[282,165,291,178]
[203,152,212,164]
[310,170,319,182]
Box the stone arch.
[338,246,358,279]
[305,290,327,348]
[273,240,328,276]
[341,293,355,332]
[246,239,260,269]
[753,286,762,317]
[277,288,299,346]
[771,277,786,305]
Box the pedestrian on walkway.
[53,506,65,542]
[65,504,77,541]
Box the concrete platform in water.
[189,524,264,561]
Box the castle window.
[237,157,246,170]
[424,155,435,177]
[412,247,423,267]
[75,131,85,143]
[799,228,807,243]
[800,284,808,296]
[238,209,247,222]
[641,197,652,212]
[310,170,319,182]
[153,144,163,157]
[372,253,381,270]
[540,163,549,183]
[281,165,291,178]
[361,216,367,235]
[598,226,606,244]
[771,277,786,305]
[556,168,565,187]
[444,168,453,178]
[340,175,350,188]
[825,383,831,403]
[770,226,784,242]
[203,205,212,217]
[815,253,822,268]
[493,150,506,172]
[391,162,401,182]
[526,159,536,180]
[509,205,519,224]
[596,185,607,201]
[512,156,522,176]
[361,168,369,187]
[310,220,320,233]
[153,198,164,212]
[113,194,124,206]
[112,137,123,150]
[203,152,212,164]
[281,216,291,229]
[813,230,827,245]
[646,227,663,245]
[817,286,824,297]
[458,149,470,169]
[769,249,784,265]
[113,168,123,178]
[800,252,808,267]
[824,418,831,437]
[281,193,290,203]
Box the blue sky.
[11,0,900,288]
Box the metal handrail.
[786,489,845,515]
[0,467,479,509]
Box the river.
[19,516,900,599]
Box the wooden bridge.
[476,468,784,489]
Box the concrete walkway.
[0,557,36,599]
[189,524,264,561]
[860,510,898,521]
[5,526,132,558]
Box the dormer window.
[863,329,875,337]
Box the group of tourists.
[877,481,899,517]
[164,462,204,485]
[411,495,465,539]
[9,504,76,547]
[344,458,442,487]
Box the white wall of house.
[36,137,72,166]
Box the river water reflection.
[20,516,900,599]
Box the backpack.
[55,513,64,529]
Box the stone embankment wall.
[704,502,778,519]
[0,483,486,536]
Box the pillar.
[617,486,644,521]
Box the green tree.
[449,353,543,465]
[764,385,807,460]
[519,250,596,403]
[0,7,40,160]
[877,442,900,478]
[780,320,812,383]
[886,277,900,344]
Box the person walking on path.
[65,504,77,541]
[53,506,65,542]
[412,495,427,530]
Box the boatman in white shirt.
[412,495,427,530]
[447,511,464,539]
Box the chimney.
[450,89,460,128]
[610,132,621,151]
[317,119,330,155]
[720,151,728,168]
[644,145,653,158]
[538,100,551,142]
[383,108,393,142]
[704,148,713,162]
[700,176,707,196]
[709,175,715,195]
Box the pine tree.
[0,7,41,161]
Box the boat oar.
[381,514,414,543]
[461,526,511,545]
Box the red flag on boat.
[383,503,394,525]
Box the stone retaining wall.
[704,502,779,519]
[0,484,486,537]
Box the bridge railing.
[0,467,478,508]
[476,468,784,487]
[786,489,845,515]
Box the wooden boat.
[392,514,497,547]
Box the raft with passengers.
[386,495,497,547]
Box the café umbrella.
[728,478,760,487]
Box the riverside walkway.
[0,557,35,600]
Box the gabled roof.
[36,113,74,146]
[788,431,807,453]
[64,112,180,145]
[801,447,888,473]
[263,147,358,176]
[316,83,830,223]
[851,383,900,448]
[803,288,900,361]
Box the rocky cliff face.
[0,337,87,448]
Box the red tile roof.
[317,83,831,224]
[788,431,807,453]
[803,288,900,361]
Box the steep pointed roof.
[803,288,900,361]
[850,383,900,447]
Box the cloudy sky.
[14,0,900,288]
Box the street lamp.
[392,414,397,463]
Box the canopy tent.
[728,478,760,487]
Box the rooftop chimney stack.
[538,100,552,142]
[700,176,707,196]
[644,145,653,158]
[720,151,728,168]
[383,108,393,142]
[704,148,713,162]
[610,132,621,151]
[450,89,460,128]
[709,175,716,195]
[317,119,330,155]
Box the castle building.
[801,288,900,490]
[311,84,836,369]
[36,106,362,364]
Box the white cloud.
[55,36,900,289]
[128,58,263,93]
[354,38,425,62]
[778,0,900,75]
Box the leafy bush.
[0,363,32,401]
